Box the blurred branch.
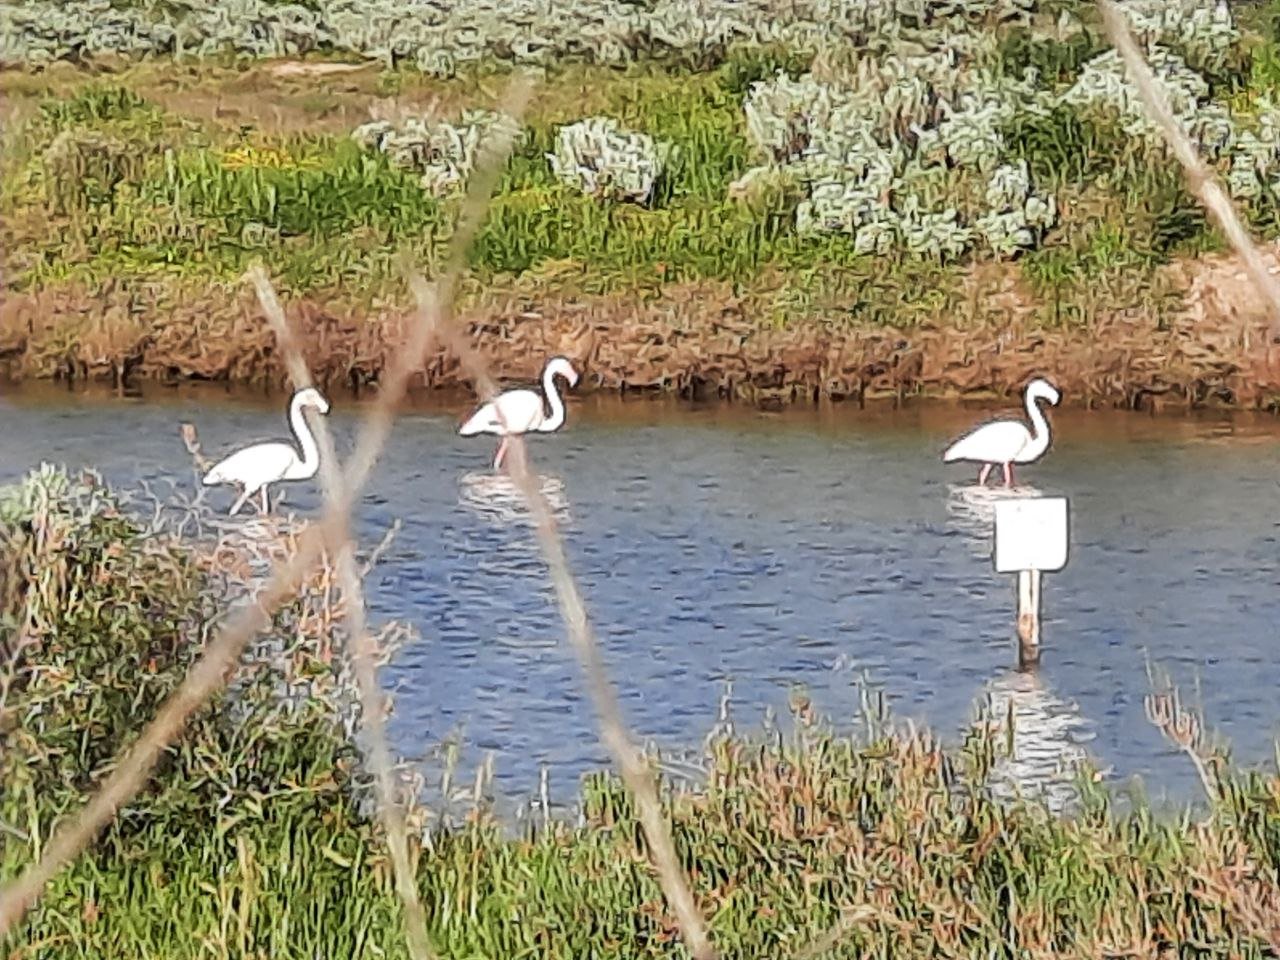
[405,265,717,960]
[241,72,534,960]
[1098,0,1280,342]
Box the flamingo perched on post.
[201,387,330,515]
[458,356,580,470]
[942,378,1060,487]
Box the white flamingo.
[942,378,1060,487]
[201,387,330,515]
[458,356,580,469]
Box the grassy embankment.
[4,1,1280,405]
[3,465,1280,957]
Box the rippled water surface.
[5,382,1280,810]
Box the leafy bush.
[1001,103,1130,185]
[0,464,416,850]
[161,138,439,238]
[352,109,521,197]
[995,24,1108,85]
[38,84,151,128]
[715,43,813,97]
[548,117,675,205]
[41,129,149,213]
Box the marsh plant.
[0,465,418,844]
[5,0,1280,387]
[728,0,1270,260]
[353,109,523,197]
[0,0,1036,74]
[547,117,675,205]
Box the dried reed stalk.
[240,71,533,959]
[792,906,885,960]
[247,267,437,959]
[1098,0,1280,342]
[0,72,535,944]
[405,271,717,960]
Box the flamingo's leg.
[493,436,510,471]
[977,463,993,486]
[261,485,271,514]
[1003,463,1014,488]
[229,487,251,516]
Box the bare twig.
[240,75,533,960]
[1144,690,1218,801]
[0,71,536,946]
[362,519,403,577]
[248,264,440,960]
[179,422,212,475]
[406,269,717,960]
[1098,0,1280,341]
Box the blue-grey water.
[4,381,1279,811]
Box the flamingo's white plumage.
[942,378,1060,487]
[459,356,580,469]
[201,386,330,515]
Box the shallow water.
[4,381,1280,812]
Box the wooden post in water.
[994,498,1067,669]
[1015,569,1042,667]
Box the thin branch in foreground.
[242,74,533,960]
[405,271,717,960]
[0,72,535,947]
[1097,0,1280,342]
[792,906,887,960]
[248,267,438,960]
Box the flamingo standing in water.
[458,356,580,469]
[201,386,330,515]
[942,378,1060,487]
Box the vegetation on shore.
[3,465,1280,957]
[3,1,1280,405]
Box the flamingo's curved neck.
[1023,390,1051,458]
[289,395,322,477]
[540,366,568,432]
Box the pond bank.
[6,248,1280,411]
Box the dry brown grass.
[11,253,1280,409]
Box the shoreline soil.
[6,248,1280,412]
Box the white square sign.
[993,497,1069,573]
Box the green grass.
[2,23,1278,330]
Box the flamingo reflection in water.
[975,668,1099,815]
[457,470,572,528]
